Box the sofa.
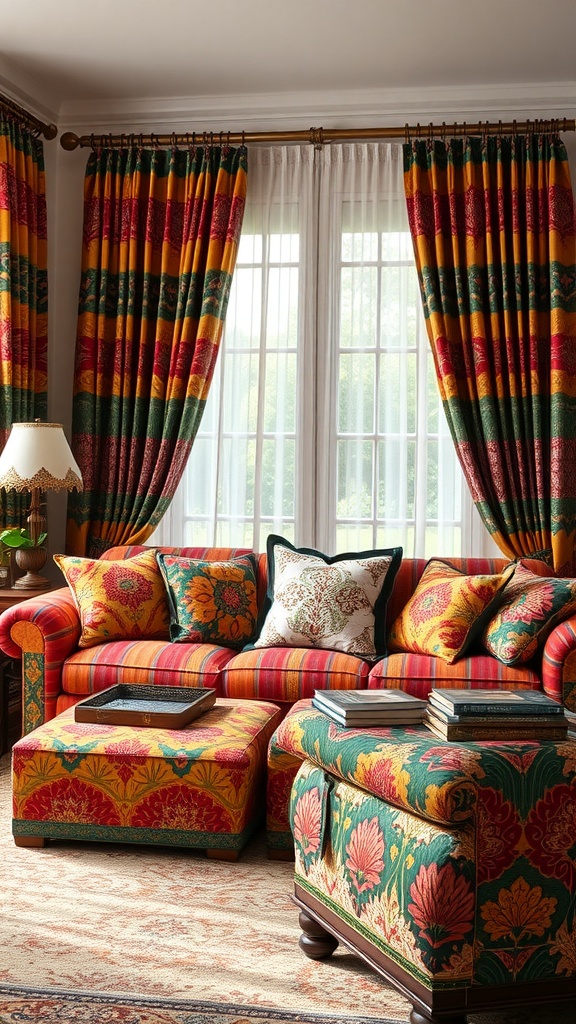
[1,542,575,740]
[2,539,576,857]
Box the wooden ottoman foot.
[14,835,46,847]
[298,909,339,959]
[206,848,239,862]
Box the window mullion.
[295,149,321,548]
[252,238,269,552]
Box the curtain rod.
[0,92,57,140]
[60,117,576,151]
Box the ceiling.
[1,0,576,126]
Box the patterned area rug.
[0,985,398,1024]
[1,755,575,1024]
[0,754,409,1021]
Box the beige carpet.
[1,753,574,1023]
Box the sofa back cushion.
[103,545,269,610]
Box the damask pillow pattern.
[54,549,170,648]
[253,535,402,659]
[156,553,259,647]
[387,558,515,664]
[482,563,576,665]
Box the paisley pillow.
[157,553,259,647]
[252,535,402,659]
[54,549,170,648]
[388,558,515,664]
[483,563,576,665]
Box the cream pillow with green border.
[252,535,402,659]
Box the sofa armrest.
[541,614,576,713]
[0,587,81,733]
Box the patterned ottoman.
[12,698,282,860]
[273,700,576,1024]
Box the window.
[152,144,493,557]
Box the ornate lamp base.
[13,546,50,590]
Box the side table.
[0,587,54,754]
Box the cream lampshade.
[0,421,83,590]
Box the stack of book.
[312,688,427,727]
[424,688,568,742]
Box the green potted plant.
[0,527,48,550]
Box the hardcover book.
[429,688,564,717]
[313,689,426,727]
[311,700,425,727]
[427,706,566,727]
[424,711,568,743]
[314,689,426,712]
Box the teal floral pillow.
[156,553,259,647]
[482,563,576,665]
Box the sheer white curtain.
[151,143,496,558]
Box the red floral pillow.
[54,550,170,648]
[388,558,515,664]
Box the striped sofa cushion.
[60,640,236,698]
[222,647,370,705]
[367,651,542,701]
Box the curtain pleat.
[66,144,247,557]
[404,134,576,574]
[0,114,48,527]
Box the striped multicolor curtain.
[404,134,576,574]
[66,143,247,557]
[0,113,48,527]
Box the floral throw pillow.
[253,535,403,659]
[54,549,170,648]
[482,563,576,665]
[387,558,516,665]
[156,553,259,648]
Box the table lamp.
[0,421,83,590]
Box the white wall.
[43,143,86,576]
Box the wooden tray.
[74,684,217,728]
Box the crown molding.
[57,80,576,135]
[0,56,60,126]
[2,64,575,137]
